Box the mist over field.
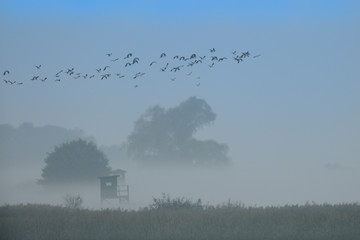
[1,119,359,210]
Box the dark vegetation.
[1,197,359,240]
[39,139,111,185]
[126,96,230,166]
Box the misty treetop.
[39,139,111,185]
[126,96,230,166]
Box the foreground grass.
[1,201,360,240]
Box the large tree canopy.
[126,97,230,166]
[39,139,111,185]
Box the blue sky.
[2,0,359,20]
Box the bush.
[150,193,203,210]
[63,194,83,209]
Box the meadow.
[1,197,359,240]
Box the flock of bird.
[2,48,260,88]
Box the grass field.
[1,197,359,240]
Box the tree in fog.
[126,96,230,166]
[39,139,111,185]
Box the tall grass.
[1,197,359,240]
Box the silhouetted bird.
[103,66,110,71]
[55,70,63,77]
[210,48,216,52]
[111,58,119,62]
[55,79,61,82]
[160,53,166,58]
[253,54,261,58]
[125,62,132,67]
[132,57,139,64]
[171,65,184,72]
[66,68,75,75]
[209,63,215,68]
[150,61,157,66]
[234,56,243,63]
[35,65,41,69]
[101,74,111,80]
[241,51,250,58]
[124,53,132,59]
[31,76,39,80]
[106,53,112,57]
[3,70,10,75]
[116,73,125,78]
[96,68,102,72]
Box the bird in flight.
[133,72,145,79]
[171,65,184,72]
[160,53,166,58]
[124,53,132,59]
[6,80,16,84]
[101,74,111,80]
[111,58,119,62]
[253,54,261,58]
[233,56,243,63]
[36,65,41,69]
[210,48,216,52]
[66,68,75,75]
[55,70,63,77]
[3,70,10,75]
[241,51,250,58]
[132,57,139,64]
[30,76,39,80]
[103,66,110,71]
[106,53,112,57]
[116,73,125,78]
[209,63,215,68]
[150,61,157,66]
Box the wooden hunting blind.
[98,169,129,206]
